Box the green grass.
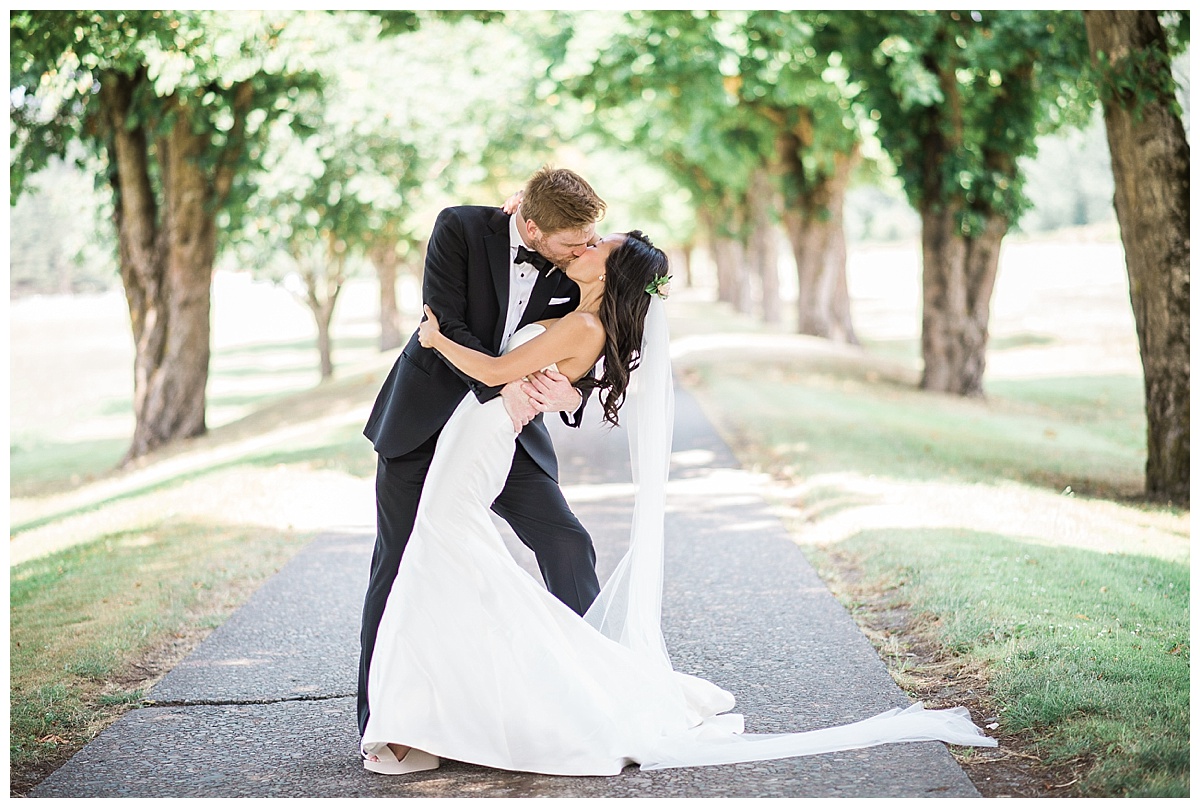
[244,421,378,477]
[685,360,1146,500]
[9,437,130,498]
[679,335,1187,797]
[988,375,1146,450]
[808,530,1189,797]
[10,521,311,775]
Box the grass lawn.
[674,295,1189,797]
[9,521,314,793]
[810,531,1189,797]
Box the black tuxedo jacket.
[363,205,588,480]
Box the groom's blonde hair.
[521,166,606,234]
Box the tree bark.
[918,204,1006,398]
[779,136,860,344]
[911,40,1007,399]
[1085,10,1190,504]
[369,241,403,351]
[104,76,217,463]
[746,168,781,324]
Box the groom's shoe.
[363,744,440,775]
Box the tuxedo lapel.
[484,220,511,350]
[519,271,558,330]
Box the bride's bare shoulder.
[538,312,603,339]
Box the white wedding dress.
[362,308,996,775]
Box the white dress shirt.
[500,214,540,353]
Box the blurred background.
[10,9,1188,484]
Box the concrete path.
[32,387,982,798]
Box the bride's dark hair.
[581,230,669,428]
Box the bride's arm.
[419,306,601,387]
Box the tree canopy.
[10,10,1188,500]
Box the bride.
[360,230,997,776]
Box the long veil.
[582,295,997,770]
[583,296,673,670]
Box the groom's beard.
[527,236,573,271]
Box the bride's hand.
[501,189,524,215]
[418,305,441,347]
[523,370,582,414]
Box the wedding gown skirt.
[362,329,996,776]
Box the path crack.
[144,692,354,708]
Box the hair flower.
[645,274,672,300]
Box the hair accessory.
[644,274,672,300]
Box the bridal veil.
[583,295,997,769]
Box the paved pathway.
[33,387,982,798]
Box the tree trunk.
[824,191,858,346]
[369,241,403,351]
[308,285,338,380]
[698,204,750,310]
[315,308,335,379]
[720,236,752,315]
[698,206,732,304]
[104,77,216,463]
[1085,10,1190,504]
[779,139,860,344]
[297,241,346,381]
[746,168,781,324]
[918,204,1006,397]
[669,244,693,288]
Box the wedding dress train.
[361,312,996,775]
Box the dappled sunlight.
[764,471,1188,563]
[559,481,637,502]
[210,658,267,667]
[10,396,375,530]
[671,448,718,468]
[113,533,159,549]
[667,466,779,511]
[670,332,921,392]
[562,465,777,517]
[10,464,375,567]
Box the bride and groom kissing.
[357,166,996,776]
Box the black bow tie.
[515,245,555,276]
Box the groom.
[359,166,606,736]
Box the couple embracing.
[358,167,996,776]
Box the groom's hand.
[500,381,538,432]
[523,370,582,414]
